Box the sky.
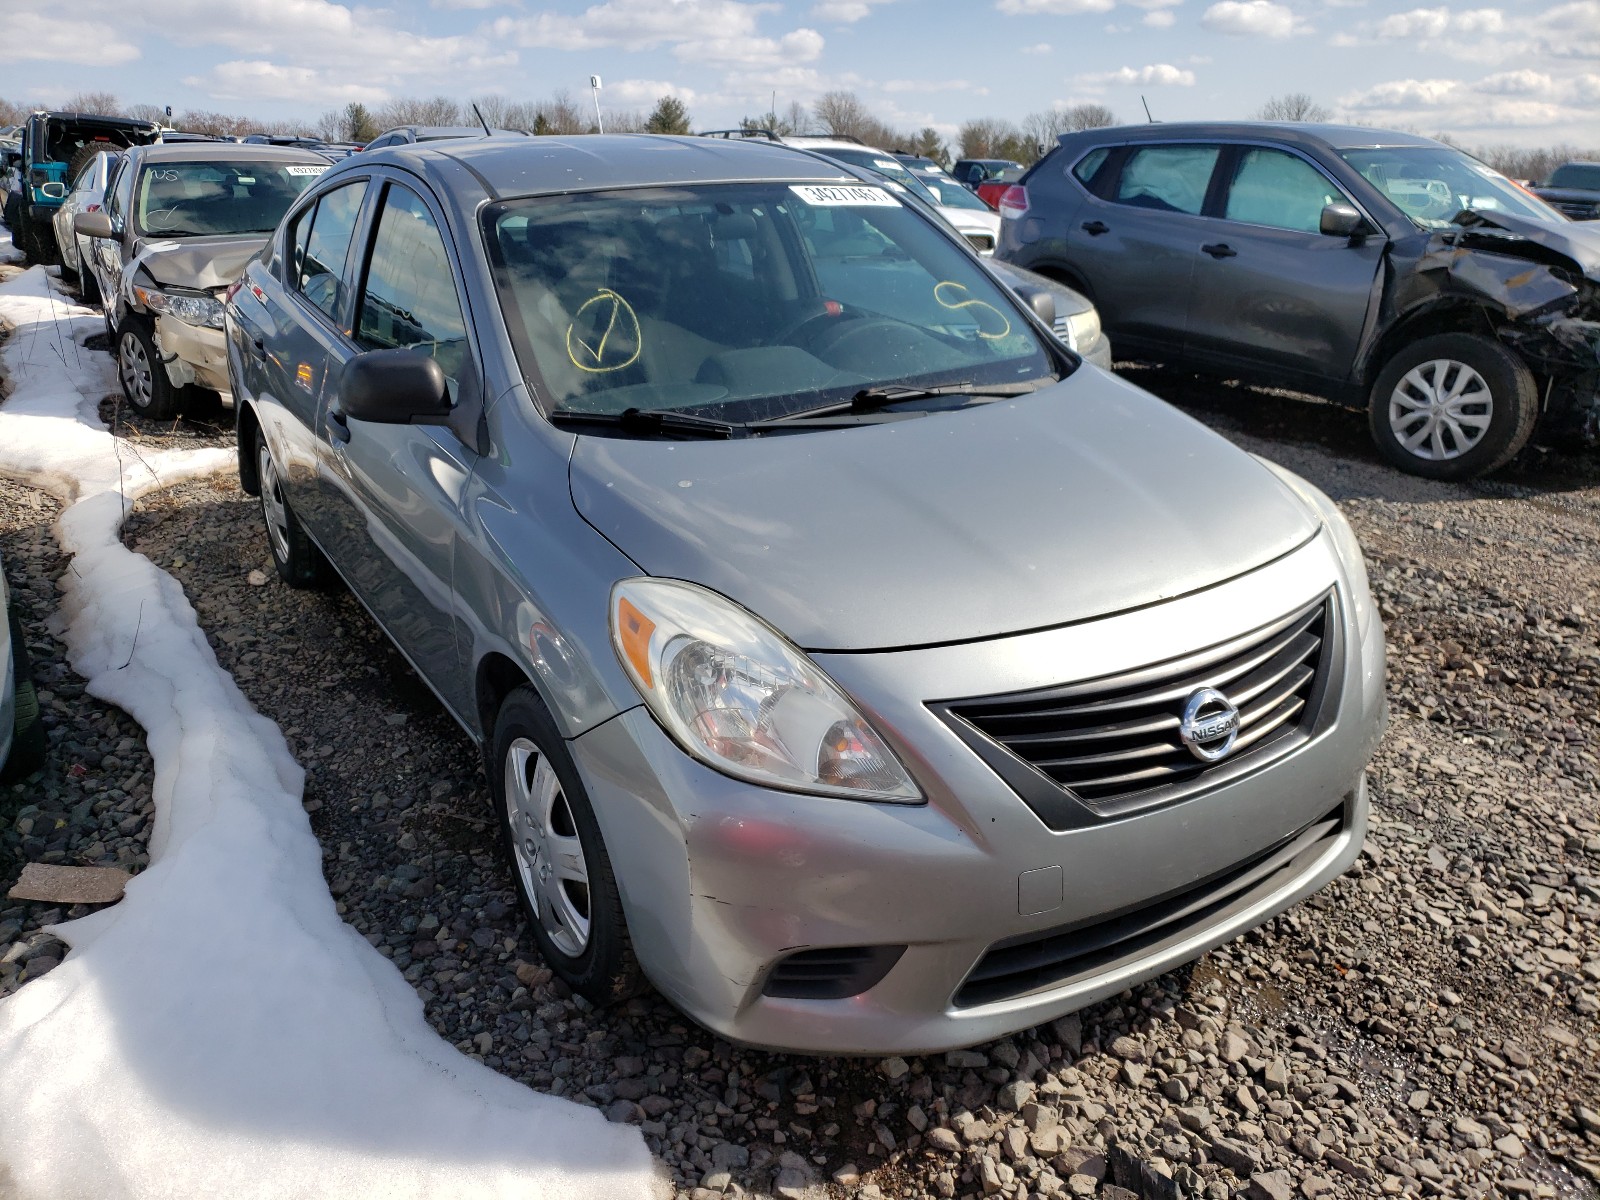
[8,0,1600,150]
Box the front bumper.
[572,532,1385,1054]
[155,316,229,393]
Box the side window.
[1224,148,1342,234]
[104,158,132,227]
[1113,145,1220,215]
[1072,147,1111,188]
[356,185,468,385]
[292,181,368,320]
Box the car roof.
[370,133,859,200]
[37,112,160,130]
[1065,121,1446,151]
[134,142,333,163]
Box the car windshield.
[486,182,1056,425]
[1337,146,1559,229]
[811,148,945,208]
[1548,163,1600,190]
[134,159,326,238]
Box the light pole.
[590,75,604,134]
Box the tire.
[1368,332,1538,481]
[18,211,59,267]
[491,685,643,1006]
[254,426,330,588]
[2,603,48,784]
[117,316,182,419]
[65,144,101,190]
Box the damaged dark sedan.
[998,123,1600,479]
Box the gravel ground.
[1,322,1597,1200]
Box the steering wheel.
[773,299,850,348]
[144,205,185,230]
[804,317,914,362]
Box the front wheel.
[117,317,181,419]
[491,685,643,1006]
[1368,332,1537,480]
[255,426,330,588]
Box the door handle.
[327,407,351,445]
[1201,243,1237,259]
[251,338,266,357]
[1081,220,1109,236]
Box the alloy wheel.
[118,330,154,410]
[504,737,591,958]
[1387,358,1493,462]
[256,441,292,564]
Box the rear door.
[1065,142,1225,351]
[309,174,483,714]
[1183,144,1386,384]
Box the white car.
[783,136,1003,255]
[52,148,118,287]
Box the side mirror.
[75,211,114,239]
[1320,202,1366,238]
[39,181,66,200]
[1015,285,1057,330]
[338,349,451,424]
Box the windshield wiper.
[548,406,738,438]
[754,380,1050,427]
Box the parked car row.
[996,122,1600,480]
[214,130,1385,1054]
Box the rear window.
[1114,145,1220,215]
[1548,163,1600,190]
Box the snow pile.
[0,264,662,1199]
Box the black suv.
[998,122,1600,479]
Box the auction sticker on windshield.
[286,165,328,176]
[789,184,899,207]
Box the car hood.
[942,205,1001,237]
[1438,209,1600,282]
[132,234,268,291]
[569,370,1320,652]
[1532,186,1600,204]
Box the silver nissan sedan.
[225,135,1385,1055]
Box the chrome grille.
[1553,200,1598,220]
[941,592,1333,820]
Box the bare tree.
[376,95,461,128]
[1474,142,1598,184]
[901,127,947,164]
[535,90,586,135]
[314,109,343,140]
[65,92,122,116]
[127,103,169,126]
[176,109,266,137]
[1257,93,1331,122]
[471,94,509,128]
[740,100,811,137]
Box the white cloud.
[673,27,824,66]
[10,12,140,65]
[1336,67,1600,132]
[1143,10,1177,26]
[1021,41,1053,53]
[1201,0,1306,37]
[810,0,891,20]
[1076,62,1197,87]
[880,79,990,94]
[602,79,700,106]
[1373,6,1503,39]
[1472,69,1553,96]
[996,0,1115,14]
[498,0,781,51]
[183,60,388,105]
[430,0,497,8]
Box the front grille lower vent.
[762,945,906,1000]
[965,232,996,253]
[940,592,1334,824]
[953,803,1346,1008]
[1553,200,1598,220]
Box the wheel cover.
[118,330,154,410]
[256,441,292,564]
[504,738,591,958]
[1388,357,1493,462]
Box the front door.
[312,178,480,716]
[1184,145,1385,384]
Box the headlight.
[1256,458,1374,639]
[610,578,920,802]
[1064,307,1100,354]
[133,285,225,330]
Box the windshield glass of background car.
[1338,147,1558,228]
[818,148,944,207]
[134,160,326,238]
[486,183,1054,424]
[922,178,993,211]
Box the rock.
[1450,1117,1491,1150]
[832,1164,860,1186]
[711,1143,749,1171]
[1067,1176,1097,1197]
[1120,1062,1146,1087]
[604,1099,643,1124]
[1110,1035,1145,1061]
[1208,1136,1261,1176]
[880,1056,910,1081]
[1262,1060,1289,1094]
[998,1080,1035,1111]
[1222,1030,1250,1063]
[772,1167,816,1199]
[1051,1014,1083,1056]
[1247,1171,1295,1200]
[926,1127,961,1154]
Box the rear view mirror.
[75,212,114,239]
[1320,202,1366,238]
[39,182,66,200]
[1015,285,1057,330]
[338,349,451,424]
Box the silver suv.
[226,134,1384,1054]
